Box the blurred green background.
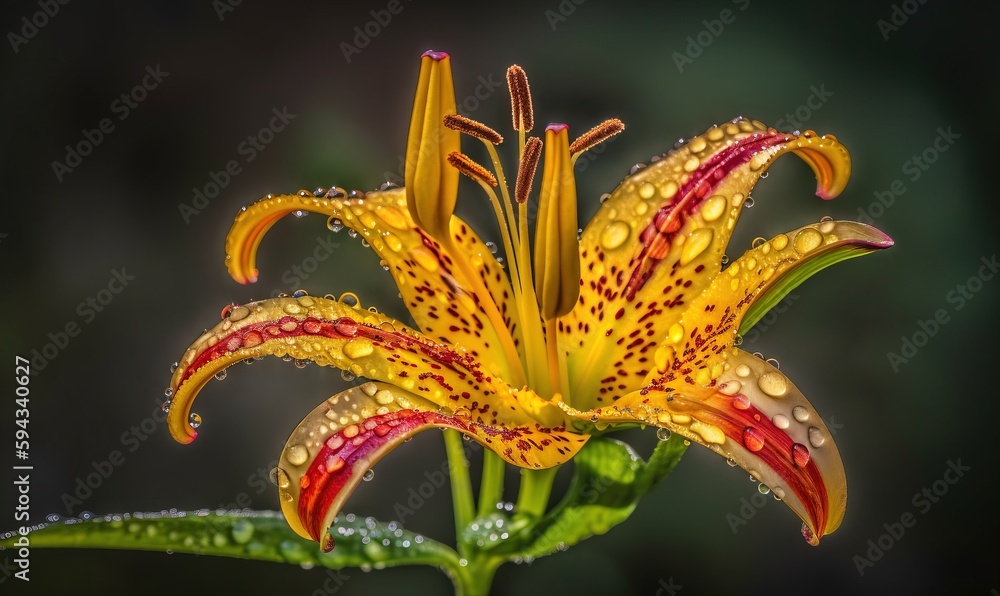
[1,0,997,594]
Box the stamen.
[515,136,543,204]
[447,152,498,187]
[507,65,534,132]
[444,114,503,145]
[570,118,625,156]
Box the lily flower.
[163,51,892,552]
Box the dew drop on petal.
[286,444,309,466]
[214,369,228,381]
[600,221,631,251]
[362,469,375,482]
[188,413,203,429]
[656,427,672,441]
[757,483,771,495]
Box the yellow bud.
[534,124,581,319]
[404,51,460,240]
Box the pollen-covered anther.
[515,136,543,203]
[506,65,534,132]
[447,152,498,187]
[569,118,625,156]
[443,114,504,145]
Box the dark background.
[2,0,997,594]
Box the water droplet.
[629,163,647,175]
[638,182,656,199]
[807,426,826,448]
[680,228,713,265]
[772,487,785,500]
[294,359,309,369]
[286,444,309,466]
[766,357,780,370]
[743,196,755,209]
[760,171,769,179]
[341,369,356,382]
[327,217,344,232]
[292,289,308,298]
[343,339,374,359]
[792,443,811,467]
[726,456,737,467]
[485,241,498,254]
[742,426,765,452]
[600,221,631,250]
[793,228,823,254]
[347,229,358,239]
[161,400,172,413]
[189,413,203,429]
[169,362,178,374]
[757,371,788,397]
[721,254,730,265]
[362,469,375,482]
[757,483,771,495]
[772,414,790,429]
[269,467,291,488]
[380,260,390,271]
[379,181,399,191]
[792,406,810,422]
[656,427,672,441]
[293,210,308,218]
[751,237,766,249]
[340,293,359,307]
[214,369,228,381]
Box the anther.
[443,114,504,145]
[515,136,542,203]
[570,118,625,155]
[506,65,534,132]
[447,152,498,187]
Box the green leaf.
[0,510,458,571]
[513,435,687,559]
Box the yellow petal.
[222,188,523,382]
[561,121,851,409]
[166,295,551,446]
[405,51,460,241]
[647,220,893,382]
[278,382,589,546]
[560,349,846,545]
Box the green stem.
[451,555,502,596]
[444,429,475,548]
[477,451,506,517]
[514,466,559,519]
